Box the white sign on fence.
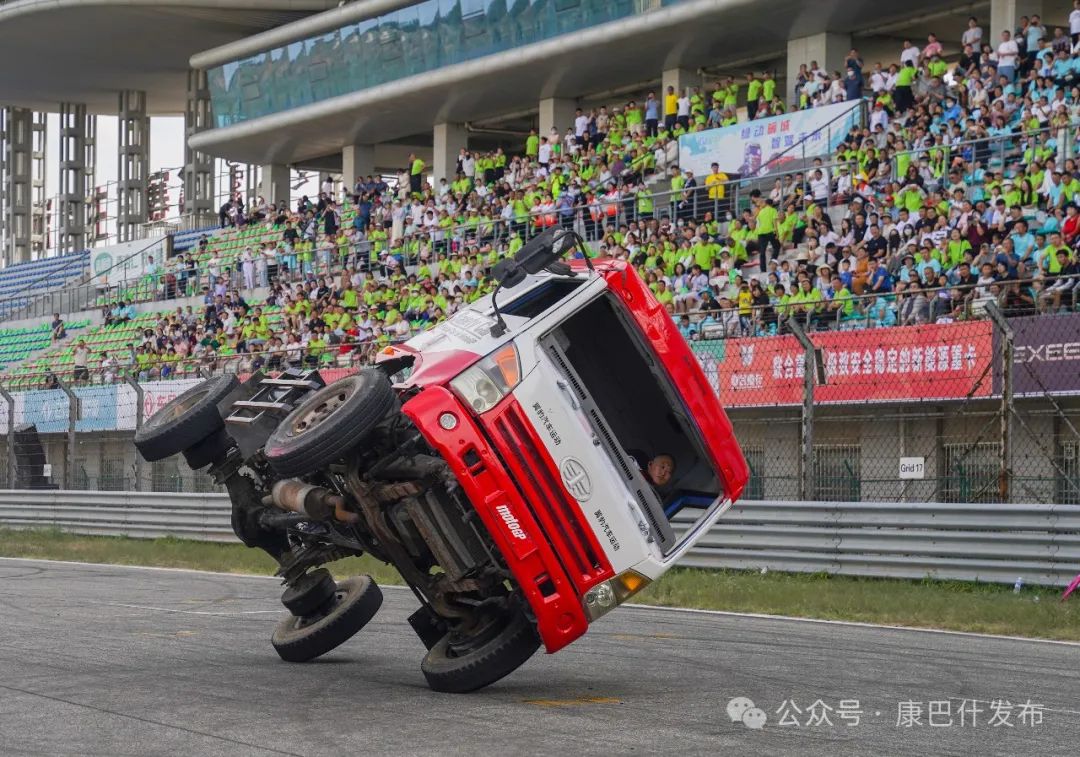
[899,457,926,480]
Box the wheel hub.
[446,612,505,658]
[290,386,353,437]
[163,388,210,423]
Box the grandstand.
[0,0,1077,504]
[0,251,90,320]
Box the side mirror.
[493,228,580,289]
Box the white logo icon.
[727,697,767,730]
[740,344,755,366]
[560,457,592,501]
[495,504,527,540]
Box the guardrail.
[1,491,1077,586]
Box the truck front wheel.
[420,610,540,693]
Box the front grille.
[588,407,635,482]
[547,345,587,400]
[490,403,607,591]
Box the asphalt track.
[1,558,1078,757]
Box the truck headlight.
[450,343,521,414]
[582,570,652,622]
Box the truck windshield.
[498,278,583,320]
[542,293,721,554]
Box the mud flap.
[408,605,448,650]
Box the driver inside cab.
[645,453,675,488]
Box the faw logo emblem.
[560,457,592,501]
[740,344,755,366]
[495,505,527,540]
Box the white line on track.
[625,602,1080,647]
[4,556,1078,648]
[98,602,283,616]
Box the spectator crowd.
[14,9,1080,387]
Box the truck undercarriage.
[135,366,540,693]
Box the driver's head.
[648,454,676,487]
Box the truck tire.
[264,369,396,477]
[271,575,383,663]
[420,611,540,693]
[134,375,238,462]
[181,428,235,470]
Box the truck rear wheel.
[420,610,540,693]
[134,375,238,462]
[271,575,383,663]
[263,369,396,477]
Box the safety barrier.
[1,491,1078,586]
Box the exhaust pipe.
[270,479,359,524]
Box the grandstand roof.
[188,0,986,166]
[0,0,341,114]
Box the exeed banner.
[1003,313,1080,397]
[693,321,995,407]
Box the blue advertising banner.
[678,101,862,178]
[18,385,120,433]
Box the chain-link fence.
[0,344,377,494]
[0,304,1079,503]
[693,303,1080,504]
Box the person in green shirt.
[525,129,539,159]
[894,61,917,112]
[752,195,779,270]
[746,73,762,119]
[653,279,674,307]
[341,283,359,310]
[408,153,425,196]
[762,70,776,103]
[826,276,854,318]
[304,330,327,365]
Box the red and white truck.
[135,228,748,693]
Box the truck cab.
[134,228,748,693]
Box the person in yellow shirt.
[705,162,728,203]
[663,85,678,131]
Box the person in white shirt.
[537,138,552,167]
[899,40,920,67]
[676,94,691,128]
[962,16,983,47]
[1072,0,1080,43]
[809,170,830,203]
[574,109,589,141]
[997,30,1020,80]
[869,63,887,93]
[564,128,578,156]
[870,103,889,131]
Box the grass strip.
[2,528,1077,641]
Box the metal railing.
[1,491,1076,586]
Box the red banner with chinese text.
[694,321,994,407]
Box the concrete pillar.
[58,102,88,252]
[183,69,215,227]
[260,163,290,206]
[433,122,467,186]
[245,164,259,205]
[538,97,577,140]
[991,0,1042,39]
[30,111,46,257]
[117,90,149,242]
[2,107,32,265]
[343,143,375,189]
[662,67,696,99]
[83,113,96,242]
[786,32,851,105]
